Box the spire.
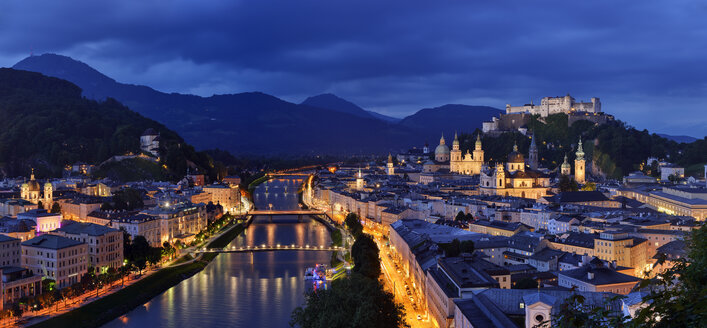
[387,153,393,163]
[530,133,537,150]
[576,136,585,160]
[475,133,482,150]
[358,168,362,178]
[453,131,459,146]
[30,168,35,181]
[440,133,446,145]
[513,141,518,152]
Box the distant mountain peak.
[301,93,401,123]
[14,53,115,83]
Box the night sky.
[1,1,705,137]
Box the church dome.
[435,143,450,156]
[435,134,450,156]
[507,143,524,163]
[27,180,40,192]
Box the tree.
[290,274,409,328]
[10,302,23,318]
[129,236,151,261]
[548,293,631,328]
[351,234,380,280]
[112,188,144,211]
[50,202,61,213]
[135,257,147,275]
[455,211,466,222]
[559,175,579,192]
[344,213,363,238]
[330,229,343,247]
[513,277,538,289]
[162,242,176,259]
[147,247,162,266]
[101,202,113,211]
[580,182,596,191]
[445,239,462,257]
[460,240,474,254]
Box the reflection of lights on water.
[120,316,129,324]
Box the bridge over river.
[193,244,344,253]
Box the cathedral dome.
[435,143,450,156]
[435,134,450,156]
[27,180,40,192]
[507,143,524,163]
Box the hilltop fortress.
[505,94,601,117]
[483,94,612,134]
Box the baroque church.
[20,169,53,207]
[450,133,485,175]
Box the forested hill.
[456,114,706,179]
[0,68,218,180]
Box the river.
[104,177,331,328]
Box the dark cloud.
[1,0,706,136]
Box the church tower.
[450,132,462,172]
[44,182,53,205]
[386,154,395,175]
[356,169,364,190]
[574,137,586,184]
[495,163,506,188]
[473,133,484,162]
[561,153,571,176]
[529,133,539,170]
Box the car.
[409,297,414,303]
[417,315,422,321]
[406,290,411,296]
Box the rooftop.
[55,221,120,236]
[22,234,84,250]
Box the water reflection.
[104,178,330,328]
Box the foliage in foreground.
[290,274,409,328]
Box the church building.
[479,143,551,199]
[450,133,485,175]
[20,169,53,208]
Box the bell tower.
[529,133,539,170]
[387,154,395,175]
[473,133,484,162]
[574,137,586,184]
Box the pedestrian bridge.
[193,244,344,253]
[248,210,325,215]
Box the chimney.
[587,271,594,280]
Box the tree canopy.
[344,213,363,238]
[351,234,381,280]
[290,274,409,328]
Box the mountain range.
[0,68,215,179]
[12,54,503,155]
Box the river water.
[104,177,331,328]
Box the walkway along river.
[104,177,332,328]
